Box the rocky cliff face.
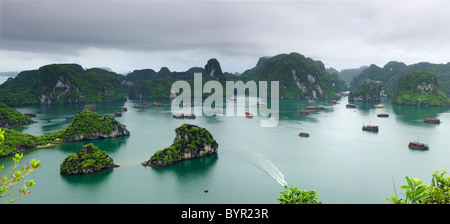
[142,124,218,167]
[60,143,119,175]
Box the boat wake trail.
[258,158,287,187]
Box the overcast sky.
[1,0,450,74]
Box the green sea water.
[2,96,450,204]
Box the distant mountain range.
[0,52,449,106]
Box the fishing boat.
[114,111,122,117]
[245,112,254,118]
[362,125,379,132]
[346,104,357,108]
[300,110,309,114]
[298,132,310,137]
[408,141,429,150]
[133,105,141,108]
[153,102,162,107]
[23,113,36,117]
[373,104,383,108]
[424,118,441,123]
[173,113,184,118]
[184,114,196,119]
[85,104,97,109]
[377,113,389,117]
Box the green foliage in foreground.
[278,185,322,204]
[0,128,40,203]
[386,169,450,204]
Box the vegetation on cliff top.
[348,82,386,102]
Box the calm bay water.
[3,96,450,204]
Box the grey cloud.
[1,0,450,73]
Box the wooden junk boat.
[362,125,379,132]
[346,104,357,108]
[184,114,196,119]
[245,112,254,118]
[377,113,389,117]
[172,113,196,119]
[408,141,429,150]
[173,113,184,118]
[298,132,310,137]
[424,118,441,124]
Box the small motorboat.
[153,102,162,107]
[114,111,122,117]
[377,113,389,117]
[346,104,357,108]
[123,107,128,111]
[245,112,253,118]
[133,105,141,108]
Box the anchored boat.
[298,132,310,137]
[362,125,379,132]
[408,141,429,150]
[424,118,440,123]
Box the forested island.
[0,108,129,158]
[142,124,218,167]
[60,143,119,175]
